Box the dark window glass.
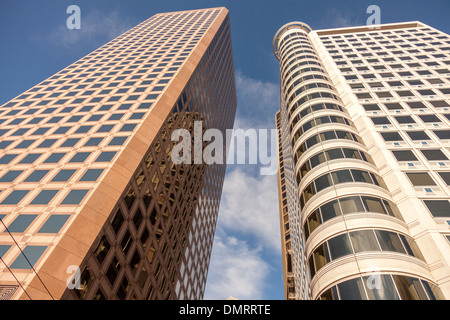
[438,172,450,185]
[0,170,23,182]
[320,199,341,222]
[30,190,58,205]
[327,233,353,260]
[61,190,89,205]
[433,130,450,140]
[392,150,418,161]
[421,149,448,161]
[406,131,430,140]
[423,200,450,218]
[337,277,367,300]
[7,214,38,232]
[381,132,403,141]
[52,169,76,182]
[1,190,30,205]
[80,169,104,182]
[349,230,380,252]
[10,246,47,269]
[24,170,50,182]
[375,230,406,254]
[406,172,436,186]
[38,215,70,233]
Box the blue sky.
[0,0,449,300]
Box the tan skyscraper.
[0,7,236,300]
[274,21,450,300]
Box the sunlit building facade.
[274,21,450,300]
[0,7,236,300]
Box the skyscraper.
[0,7,236,300]
[274,21,450,300]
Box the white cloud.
[204,234,270,300]
[217,167,281,252]
[47,9,136,49]
[234,70,279,129]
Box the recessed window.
[421,149,448,161]
[384,103,403,110]
[80,169,104,182]
[24,170,50,182]
[37,215,71,233]
[61,190,89,205]
[1,190,30,205]
[43,153,65,164]
[371,117,391,125]
[406,131,431,140]
[61,138,80,148]
[97,125,114,133]
[10,245,47,269]
[95,151,116,162]
[406,172,436,186]
[7,214,38,232]
[392,150,418,161]
[84,137,103,147]
[394,116,415,124]
[0,170,23,183]
[120,124,137,132]
[37,139,58,148]
[51,169,76,182]
[419,115,441,123]
[381,132,403,141]
[0,154,18,164]
[423,200,450,217]
[0,245,11,258]
[438,172,450,185]
[30,190,59,205]
[433,130,450,140]
[109,137,127,146]
[69,152,91,163]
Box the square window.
[1,190,30,205]
[24,170,50,182]
[84,137,103,147]
[95,151,117,162]
[37,215,70,233]
[10,245,47,269]
[61,190,89,205]
[44,153,65,164]
[20,153,42,164]
[406,172,436,186]
[67,149,91,162]
[0,154,18,164]
[54,126,71,134]
[52,169,76,182]
[438,172,450,185]
[392,150,418,161]
[30,190,59,205]
[97,125,115,133]
[0,170,23,183]
[406,131,431,140]
[120,123,137,132]
[109,136,127,146]
[423,200,450,217]
[421,149,448,161]
[37,139,58,148]
[7,214,38,232]
[80,169,104,182]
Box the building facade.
[0,7,236,300]
[274,21,450,300]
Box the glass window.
[38,214,70,233]
[393,275,427,300]
[80,169,104,182]
[342,148,362,160]
[10,245,47,269]
[61,138,80,148]
[0,245,11,258]
[327,233,353,260]
[421,149,448,161]
[69,152,91,163]
[423,200,450,218]
[0,170,23,182]
[331,169,353,184]
[30,190,58,205]
[381,132,403,141]
[24,170,50,182]
[320,199,341,222]
[406,172,436,186]
[406,131,431,140]
[325,148,344,160]
[337,277,367,300]
[350,230,380,252]
[351,169,373,184]
[392,150,418,161]
[44,153,65,164]
[438,172,450,185]
[52,169,76,182]
[363,274,400,300]
[84,137,103,147]
[95,151,116,162]
[375,230,406,254]
[434,130,450,140]
[61,189,89,205]
[394,116,415,124]
[0,154,18,164]
[7,214,38,232]
[362,196,387,214]
[339,196,365,214]
[314,173,333,193]
[306,209,321,237]
[1,190,30,205]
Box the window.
[24,170,50,182]
[7,214,38,232]
[423,200,450,217]
[406,172,436,186]
[381,132,403,141]
[80,169,104,182]
[419,115,441,123]
[61,190,89,205]
[395,116,415,124]
[30,190,59,205]
[69,152,91,163]
[371,117,391,125]
[10,245,47,269]
[406,131,431,140]
[95,151,117,162]
[1,190,30,205]
[52,169,76,182]
[438,172,450,185]
[421,149,448,161]
[433,130,450,140]
[38,215,71,233]
[0,170,23,183]
[44,153,65,164]
[392,150,418,161]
